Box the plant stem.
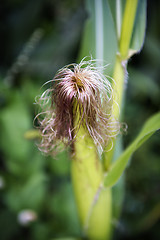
[103,57,126,170]
[103,0,139,170]
[120,0,138,59]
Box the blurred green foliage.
[0,0,160,240]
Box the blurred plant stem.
[4,28,43,87]
[103,0,139,170]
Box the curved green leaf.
[130,0,147,53]
[104,112,160,188]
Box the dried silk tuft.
[35,59,123,155]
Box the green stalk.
[120,0,138,59]
[71,108,111,240]
[104,57,126,170]
[103,0,139,170]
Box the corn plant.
[36,1,160,239]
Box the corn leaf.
[108,0,126,39]
[104,112,160,188]
[129,0,147,54]
[109,0,146,57]
[78,0,117,75]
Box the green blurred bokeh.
[0,0,159,240]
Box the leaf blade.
[78,0,117,76]
[129,0,147,54]
[104,112,160,188]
